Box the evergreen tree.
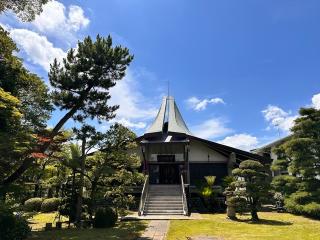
[86,124,143,216]
[72,125,105,225]
[271,107,320,219]
[0,27,52,192]
[229,160,269,221]
[1,35,133,187]
[0,0,48,21]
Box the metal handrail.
[180,174,188,216]
[138,175,149,216]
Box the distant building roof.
[251,135,292,154]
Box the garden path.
[137,220,169,240]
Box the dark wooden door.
[159,164,179,184]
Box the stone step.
[148,190,180,192]
[148,194,181,197]
[147,202,182,205]
[146,198,182,203]
[146,202,182,205]
[149,196,180,198]
[145,206,183,210]
[143,184,185,216]
[149,190,181,192]
[144,210,184,214]
[148,192,180,194]
[149,185,180,187]
[148,195,181,197]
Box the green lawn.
[26,212,148,240]
[28,221,148,240]
[167,212,320,240]
[27,212,69,231]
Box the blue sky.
[1,0,320,150]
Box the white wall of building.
[189,139,227,163]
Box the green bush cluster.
[93,207,118,228]
[0,205,30,240]
[284,191,320,219]
[227,196,248,215]
[41,198,61,212]
[24,198,43,212]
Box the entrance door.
[159,164,179,184]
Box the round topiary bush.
[41,198,61,212]
[0,207,31,240]
[24,198,43,212]
[93,207,118,228]
[303,202,320,219]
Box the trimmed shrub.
[303,202,320,219]
[284,197,304,214]
[41,198,61,212]
[228,196,248,215]
[24,198,43,212]
[271,175,298,196]
[0,206,30,240]
[290,191,311,205]
[93,207,117,228]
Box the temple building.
[136,96,267,216]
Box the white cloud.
[218,134,259,151]
[0,0,88,72]
[109,118,147,129]
[262,105,297,133]
[97,69,160,132]
[33,1,89,35]
[312,93,320,110]
[10,28,66,71]
[187,96,225,111]
[109,70,158,121]
[191,118,233,139]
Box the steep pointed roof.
[145,96,192,135]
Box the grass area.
[28,221,148,240]
[27,212,69,231]
[26,212,148,240]
[167,212,320,240]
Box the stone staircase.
[143,184,184,215]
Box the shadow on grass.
[234,218,293,226]
[28,220,149,240]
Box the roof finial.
[167,80,170,98]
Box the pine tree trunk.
[251,209,259,221]
[75,137,86,227]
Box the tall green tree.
[72,125,105,225]
[80,124,143,217]
[0,0,48,21]
[0,27,52,191]
[1,35,133,187]
[0,27,52,130]
[101,124,143,215]
[271,107,320,219]
[229,160,269,221]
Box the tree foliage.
[228,160,269,221]
[1,34,133,186]
[0,0,48,21]
[271,107,320,219]
[90,124,143,215]
[0,27,52,189]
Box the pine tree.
[229,160,269,221]
[0,0,48,21]
[271,107,320,219]
[1,35,133,187]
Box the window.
[157,154,175,162]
